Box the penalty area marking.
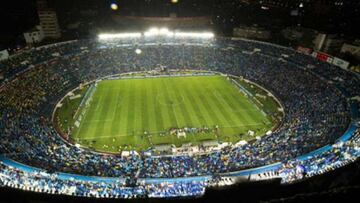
[212,90,260,113]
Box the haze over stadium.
[0,0,359,202]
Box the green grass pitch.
[63,75,273,153]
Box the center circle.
[156,93,185,106]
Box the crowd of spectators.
[0,161,208,198]
[279,129,360,183]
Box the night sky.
[1,0,360,48]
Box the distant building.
[233,25,271,40]
[314,34,345,54]
[259,0,305,9]
[321,35,344,54]
[341,43,360,60]
[258,0,349,9]
[23,25,44,44]
[0,49,9,62]
[37,0,61,38]
[353,39,360,46]
[313,33,327,51]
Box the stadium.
[0,1,360,201]
[0,29,359,199]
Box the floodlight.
[98,33,142,40]
[110,3,118,10]
[144,27,174,37]
[174,32,214,38]
[135,49,142,54]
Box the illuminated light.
[144,27,174,37]
[159,28,170,34]
[110,3,118,10]
[135,48,142,54]
[99,30,214,40]
[174,32,214,39]
[98,33,142,40]
[144,28,214,38]
[171,0,178,3]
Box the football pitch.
[65,75,274,153]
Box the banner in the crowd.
[51,52,61,57]
[0,50,9,61]
[311,51,351,71]
[242,50,253,55]
[20,60,30,65]
[313,52,333,63]
[297,46,313,55]
[317,52,331,63]
[326,56,334,64]
[332,57,350,69]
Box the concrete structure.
[37,0,61,38]
[233,26,271,40]
[313,33,327,51]
[341,43,360,60]
[23,25,44,44]
[313,34,344,53]
[0,49,9,61]
[321,35,344,54]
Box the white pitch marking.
[78,134,130,140]
[83,119,113,124]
